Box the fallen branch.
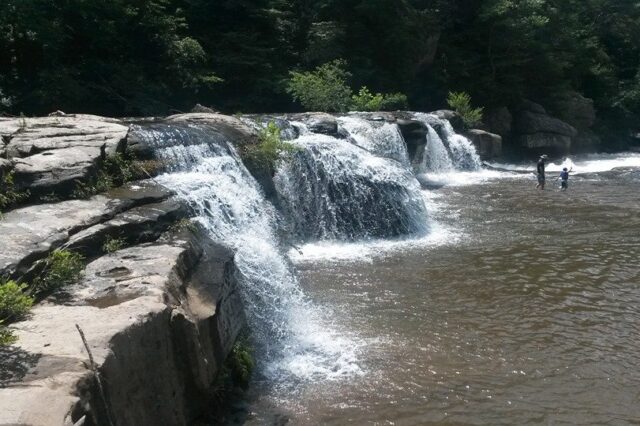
[75,324,115,426]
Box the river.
[238,154,640,425]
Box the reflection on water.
[242,166,640,425]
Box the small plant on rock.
[0,281,34,322]
[102,236,126,253]
[0,280,34,346]
[447,91,484,128]
[0,171,30,214]
[287,60,353,112]
[241,122,298,176]
[33,249,84,294]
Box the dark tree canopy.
[1,0,639,144]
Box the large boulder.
[0,228,245,426]
[555,91,596,130]
[484,107,512,138]
[465,129,503,159]
[513,100,577,155]
[432,109,464,132]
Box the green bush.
[102,236,126,253]
[241,122,298,175]
[350,87,409,111]
[0,321,17,346]
[379,92,409,111]
[351,87,384,111]
[71,151,137,199]
[0,171,30,214]
[447,91,484,128]
[287,60,353,112]
[227,339,255,388]
[0,281,34,322]
[33,249,84,294]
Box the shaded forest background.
[1,0,639,144]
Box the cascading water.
[413,113,482,173]
[337,116,409,164]
[274,132,428,242]
[129,123,361,383]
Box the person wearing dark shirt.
[559,167,570,190]
[536,154,548,190]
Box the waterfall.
[337,116,409,164]
[130,123,361,383]
[274,132,428,242]
[413,113,482,173]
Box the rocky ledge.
[0,224,245,425]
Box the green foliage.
[227,339,255,388]
[241,122,298,175]
[0,321,17,346]
[379,93,409,111]
[0,171,30,214]
[170,218,197,233]
[351,87,384,111]
[287,60,353,112]
[71,151,136,199]
[0,281,34,323]
[33,249,84,294]
[102,236,126,253]
[447,91,484,128]
[351,87,409,111]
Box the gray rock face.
[465,129,503,159]
[432,110,464,131]
[0,228,245,426]
[0,180,172,279]
[515,110,577,137]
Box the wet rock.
[0,229,245,426]
[287,112,338,135]
[513,101,577,155]
[165,113,257,146]
[190,103,219,114]
[432,110,464,131]
[515,110,577,137]
[0,180,172,279]
[465,129,503,159]
[396,119,428,161]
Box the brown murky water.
[241,167,640,425]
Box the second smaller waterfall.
[414,113,482,174]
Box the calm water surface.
[242,166,640,425]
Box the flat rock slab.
[2,115,128,158]
[12,145,103,192]
[0,180,172,279]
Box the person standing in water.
[536,154,548,190]
[559,167,571,190]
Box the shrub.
[227,339,255,388]
[287,60,353,112]
[379,92,409,111]
[71,151,137,199]
[102,236,125,253]
[447,91,484,128]
[351,87,384,111]
[350,87,409,111]
[241,122,298,175]
[0,171,30,214]
[0,322,17,346]
[0,281,34,322]
[33,249,84,294]
[170,218,197,233]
